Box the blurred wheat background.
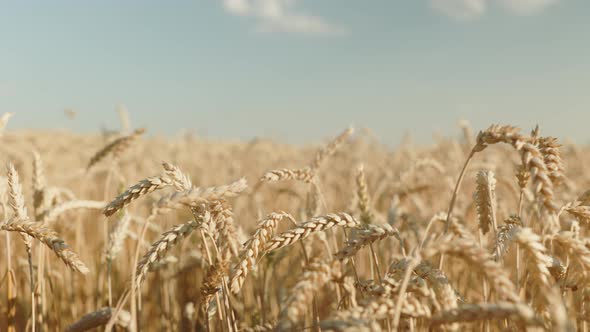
[0,112,589,331]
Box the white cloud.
[224,0,251,15]
[222,0,345,35]
[431,0,560,20]
[431,0,487,21]
[497,0,560,15]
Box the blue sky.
[0,0,588,144]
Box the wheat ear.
[335,223,401,261]
[311,127,354,169]
[265,212,359,252]
[103,176,173,217]
[475,170,497,235]
[423,235,519,302]
[230,212,293,293]
[135,219,198,288]
[260,167,314,183]
[65,307,130,332]
[429,302,541,327]
[87,128,145,171]
[1,219,89,274]
[279,260,338,327]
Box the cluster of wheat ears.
[1,119,590,332]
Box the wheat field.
[0,120,589,332]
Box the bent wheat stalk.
[335,223,401,261]
[135,220,198,288]
[1,218,89,274]
[230,212,293,293]
[265,213,359,252]
[87,128,146,171]
[429,302,542,327]
[65,307,131,332]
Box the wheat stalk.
[333,295,431,321]
[538,136,565,186]
[200,254,230,310]
[65,307,130,332]
[511,227,553,287]
[335,223,401,261]
[230,212,293,293]
[135,219,198,288]
[311,127,354,170]
[475,170,497,235]
[265,213,359,252]
[32,150,47,218]
[87,128,145,171]
[105,211,131,261]
[103,175,173,217]
[260,167,314,183]
[355,164,374,224]
[517,141,557,213]
[279,260,338,326]
[423,235,520,302]
[0,112,14,135]
[7,163,31,245]
[414,262,459,311]
[563,201,590,225]
[1,218,89,274]
[429,302,541,327]
[552,232,590,286]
